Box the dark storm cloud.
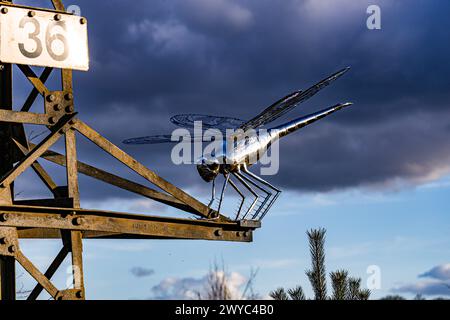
[15,0,450,198]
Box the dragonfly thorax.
[196,130,278,182]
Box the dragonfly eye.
[197,162,220,182]
[208,162,219,171]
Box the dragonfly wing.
[123,134,176,144]
[239,67,350,131]
[122,133,219,145]
[170,114,246,132]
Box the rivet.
[48,117,56,124]
[47,94,56,102]
[76,290,83,299]
[53,104,62,111]
[0,237,7,245]
[8,245,16,253]
[64,93,73,101]
[1,8,8,14]
[0,213,8,222]
[215,229,223,237]
[243,231,249,237]
[55,14,62,21]
[73,217,83,226]
[80,17,87,24]
[28,11,35,17]
[65,105,74,113]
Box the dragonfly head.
[196,157,220,182]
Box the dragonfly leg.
[241,164,281,219]
[238,170,271,219]
[217,174,230,213]
[232,172,259,220]
[207,178,216,208]
[228,178,245,220]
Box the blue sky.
[11,0,450,299]
[17,176,450,299]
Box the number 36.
[18,16,69,61]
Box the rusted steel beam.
[73,119,216,219]
[17,228,123,239]
[14,198,74,208]
[21,67,53,113]
[51,0,64,11]
[68,231,84,293]
[14,140,59,195]
[0,109,53,125]
[0,28,15,300]
[0,227,58,299]
[0,227,16,300]
[0,205,258,242]
[65,129,79,208]
[27,245,69,300]
[16,65,50,97]
[0,115,74,188]
[0,257,15,300]
[35,145,202,215]
[15,251,59,298]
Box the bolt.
[64,93,73,101]
[28,11,35,17]
[55,14,62,21]
[47,94,56,102]
[8,245,16,253]
[76,290,83,299]
[80,17,87,24]
[73,217,83,226]
[48,116,56,124]
[214,229,223,237]
[1,8,8,14]
[65,105,74,113]
[209,211,219,219]
[0,213,8,222]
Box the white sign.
[0,6,89,71]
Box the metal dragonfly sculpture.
[123,67,353,221]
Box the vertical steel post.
[0,59,16,299]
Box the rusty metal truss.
[0,0,260,300]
